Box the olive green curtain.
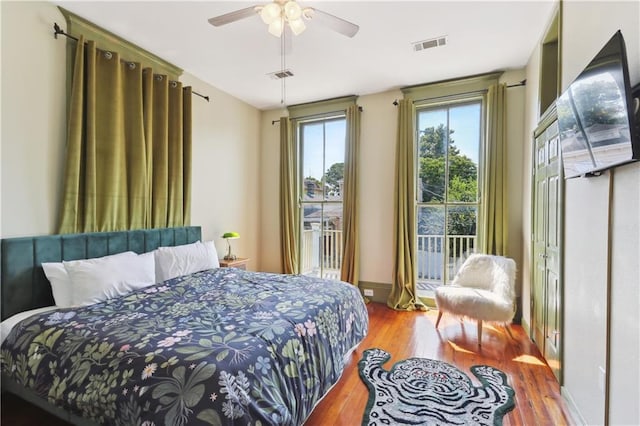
[340,105,361,286]
[480,83,508,255]
[279,116,299,274]
[388,99,425,311]
[58,36,191,233]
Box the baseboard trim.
[561,386,587,426]
[521,317,531,338]
[359,281,391,304]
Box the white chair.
[434,254,516,346]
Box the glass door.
[416,101,482,298]
[299,117,346,280]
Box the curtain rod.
[271,105,364,125]
[507,79,527,88]
[392,79,527,105]
[53,23,210,102]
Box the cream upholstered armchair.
[434,254,517,346]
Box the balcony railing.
[416,234,476,294]
[301,226,343,279]
[301,229,476,287]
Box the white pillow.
[64,251,156,307]
[42,251,137,308]
[42,262,74,308]
[154,241,219,283]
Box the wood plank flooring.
[1,302,572,425]
[304,302,573,426]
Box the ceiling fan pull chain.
[281,27,287,106]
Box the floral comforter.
[0,268,368,425]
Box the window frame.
[414,94,488,286]
[296,114,347,278]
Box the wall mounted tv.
[557,30,639,179]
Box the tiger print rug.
[358,348,515,426]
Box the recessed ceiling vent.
[412,36,447,52]
[268,69,294,79]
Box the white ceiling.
[54,1,556,110]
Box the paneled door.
[532,109,563,382]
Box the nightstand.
[219,257,249,270]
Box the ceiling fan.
[208,0,359,38]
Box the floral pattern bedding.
[1,268,369,425]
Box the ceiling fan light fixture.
[289,18,306,35]
[260,2,281,25]
[206,1,358,39]
[268,18,284,37]
[302,8,313,20]
[284,1,302,21]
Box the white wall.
[562,2,639,424]
[522,1,640,424]
[0,2,262,269]
[608,165,640,426]
[563,174,611,423]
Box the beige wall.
[521,28,542,337]
[502,69,527,302]
[258,108,283,273]
[521,1,639,424]
[356,89,401,286]
[0,1,262,268]
[1,1,67,237]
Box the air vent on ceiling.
[412,36,447,52]
[268,69,294,80]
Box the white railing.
[416,234,476,284]
[301,226,343,278]
[301,230,475,286]
[301,230,315,275]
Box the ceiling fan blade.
[208,6,259,27]
[307,8,359,38]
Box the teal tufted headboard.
[0,226,201,321]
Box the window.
[416,100,482,297]
[298,117,346,279]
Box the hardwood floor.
[304,302,573,426]
[1,302,572,425]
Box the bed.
[0,227,369,425]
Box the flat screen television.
[557,30,639,179]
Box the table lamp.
[222,232,240,260]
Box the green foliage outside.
[324,163,344,197]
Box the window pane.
[301,203,323,276]
[322,203,343,277]
[417,109,447,203]
[324,120,346,201]
[300,203,343,280]
[417,205,445,282]
[447,205,477,276]
[447,104,480,202]
[302,123,324,201]
[299,117,346,280]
